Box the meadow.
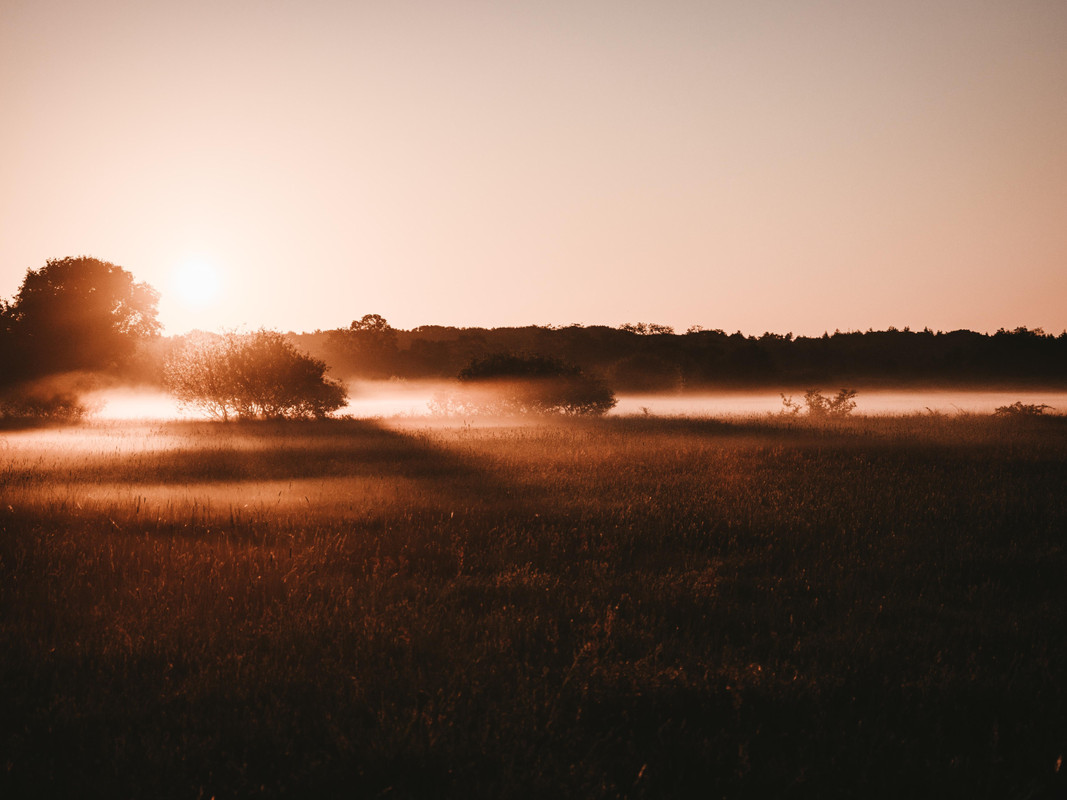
[2,413,1066,798]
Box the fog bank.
[85,383,1066,421]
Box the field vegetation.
[2,413,1066,798]
[164,329,347,420]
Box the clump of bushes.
[164,329,347,420]
[0,387,88,424]
[993,401,1054,417]
[781,388,858,418]
[431,353,617,417]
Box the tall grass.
[1,415,1065,798]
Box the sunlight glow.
[169,259,223,311]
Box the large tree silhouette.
[1,256,160,383]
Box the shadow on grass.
[2,417,510,488]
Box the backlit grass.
[2,415,1065,797]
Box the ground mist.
[2,415,1065,798]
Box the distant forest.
[291,319,1067,391]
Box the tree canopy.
[164,329,348,420]
[1,256,160,383]
[325,314,399,379]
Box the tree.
[326,313,399,378]
[2,256,160,382]
[619,322,675,335]
[350,313,392,334]
[431,353,616,416]
[164,330,348,420]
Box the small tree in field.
[164,330,347,420]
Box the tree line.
[299,317,1067,391]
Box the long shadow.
[1,417,513,502]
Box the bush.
[993,401,1054,417]
[431,353,616,417]
[164,330,347,420]
[0,387,88,424]
[781,388,858,418]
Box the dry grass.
[2,415,1066,798]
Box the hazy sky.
[2,0,1065,335]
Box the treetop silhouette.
[2,256,160,383]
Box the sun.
[169,258,223,311]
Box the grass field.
[2,414,1066,798]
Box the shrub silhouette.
[432,353,616,416]
[993,401,1054,417]
[164,330,347,420]
[0,386,88,424]
[781,388,858,418]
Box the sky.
[2,0,1065,336]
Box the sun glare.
[169,259,223,311]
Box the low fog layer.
[87,383,1067,421]
[88,389,195,420]
[614,390,1067,417]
